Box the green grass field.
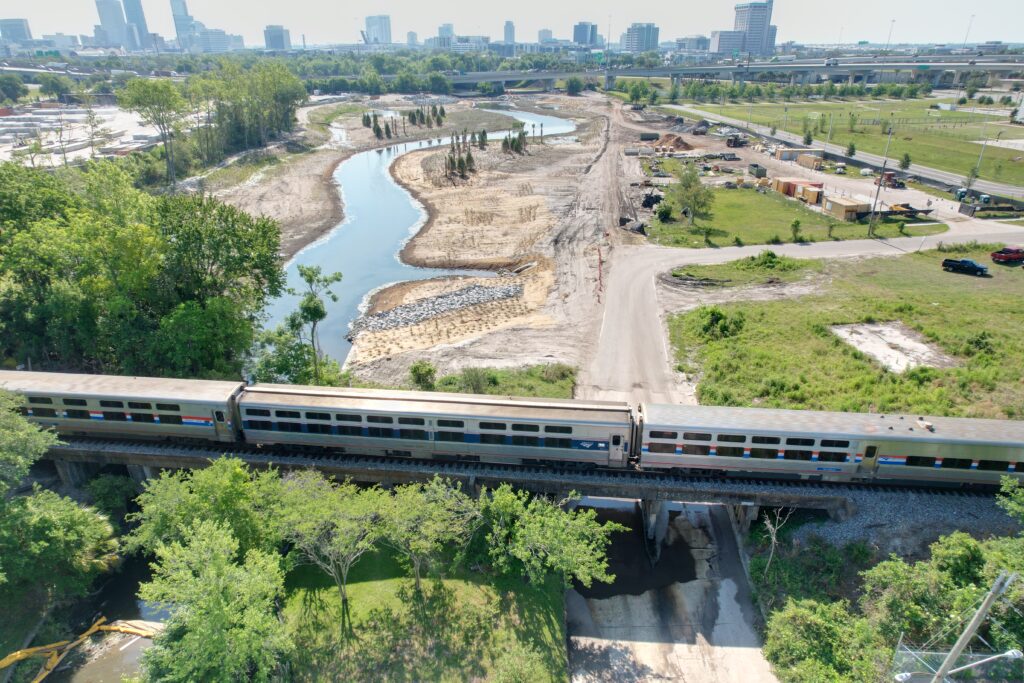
[671,250,824,287]
[283,550,566,681]
[706,99,1024,186]
[668,244,1024,418]
[648,187,945,248]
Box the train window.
[103,411,127,421]
[438,419,464,428]
[648,443,677,454]
[337,426,363,437]
[305,412,331,421]
[941,458,972,470]
[545,438,571,449]
[28,397,53,405]
[480,422,506,431]
[99,400,123,408]
[718,434,746,443]
[131,413,155,423]
[128,402,152,410]
[63,398,87,406]
[246,420,273,430]
[512,435,540,447]
[480,433,506,445]
[786,437,815,446]
[65,409,90,420]
[336,414,362,423]
[156,404,180,412]
[717,446,745,457]
[215,411,225,422]
[398,429,428,441]
[306,423,332,435]
[784,450,812,461]
[399,417,425,426]
[750,448,777,459]
[818,452,848,463]
[245,408,271,417]
[32,408,58,418]
[682,444,711,456]
[683,432,712,442]
[436,431,466,443]
[367,427,393,438]
[752,435,781,445]
[512,424,540,432]
[649,430,678,440]
[978,460,1010,472]
[613,435,622,446]
[159,415,183,425]
[545,425,572,434]
[906,456,936,468]
[275,410,301,419]
[367,415,394,424]
[277,422,304,433]
[820,440,850,449]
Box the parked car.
[942,258,989,276]
[991,247,1024,264]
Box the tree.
[760,508,793,577]
[846,141,856,157]
[656,202,672,222]
[790,219,802,243]
[566,76,584,96]
[85,474,138,523]
[647,88,659,106]
[669,163,714,226]
[465,147,475,172]
[478,129,488,149]
[383,478,478,593]
[0,74,28,103]
[126,458,283,558]
[457,154,467,178]
[668,82,680,103]
[279,472,385,633]
[290,265,343,385]
[38,74,74,100]
[899,152,912,170]
[0,391,58,496]
[409,360,437,390]
[965,165,979,190]
[139,520,290,683]
[802,130,813,145]
[847,112,858,132]
[119,78,188,185]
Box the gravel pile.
[349,283,523,337]
[791,490,1019,555]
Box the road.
[665,104,1023,200]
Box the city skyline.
[0,0,1020,48]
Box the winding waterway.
[264,108,575,363]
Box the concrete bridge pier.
[53,459,99,488]
[126,464,156,485]
[640,498,670,561]
[604,72,615,90]
[730,503,761,535]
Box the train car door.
[858,445,879,476]
[212,409,233,442]
[610,433,625,466]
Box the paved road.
[666,104,1023,200]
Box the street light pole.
[931,573,1017,683]
[869,113,895,235]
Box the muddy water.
[264,108,575,363]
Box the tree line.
[615,77,935,105]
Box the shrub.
[688,306,745,340]
[409,360,437,390]
[656,202,672,222]
[85,474,137,522]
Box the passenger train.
[2,370,1023,487]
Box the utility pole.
[884,19,895,54]
[869,114,895,235]
[825,112,834,152]
[931,572,1016,683]
[962,14,975,50]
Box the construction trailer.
[797,153,824,170]
[774,147,823,162]
[797,185,823,204]
[823,195,871,221]
[770,177,818,197]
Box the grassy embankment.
[669,244,1024,418]
[707,99,1024,186]
[284,551,566,681]
[647,186,945,248]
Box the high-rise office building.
[538,28,553,43]
[170,0,195,48]
[95,0,129,48]
[438,23,454,39]
[676,35,711,51]
[365,15,391,44]
[407,31,418,46]
[504,21,515,44]
[122,0,151,49]
[733,0,776,55]
[196,28,230,53]
[710,30,746,56]
[0,18,32,43]
[264,25,291,50]
[622,23,659,52]
[573,22,597,46]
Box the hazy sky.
[1,0,1020,47]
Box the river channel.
[263,107,575,363]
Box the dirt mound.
[654,134,693,151]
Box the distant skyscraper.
[622,23,659,52]
[169,0,195,48]
[407,31,418,46]
[733,0,776,55]
[365,15,391,44]
[573,22,597,46]
[122,0,151,49]
[504,21,515,44]
[538,28,553,43]
[0,18,32,43]
[264,25,291,50]
[95,0,129,48]
[710,30,746,56]
[438,23,454,39]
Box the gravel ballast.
[349,283,523,337]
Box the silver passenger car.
[0,371,243,443]
[239,384,635,467]
[641,403,1024,484]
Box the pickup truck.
[990,247,1024,264]
[942,258,989,276]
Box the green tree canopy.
[119,78,188,184]
[0,74,28,103]
[668,163,715,226]
[0,390,58,496]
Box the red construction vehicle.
[874,171,905,189]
